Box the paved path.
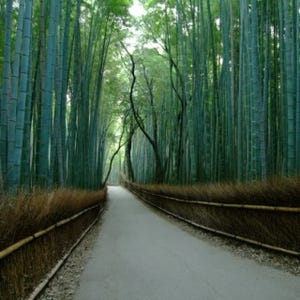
[74,186,300,300]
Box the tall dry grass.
[135,177,300,207]
[0,187,107,300]
[0,187,107,251]
[125,178,300,254]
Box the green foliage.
[122,0,300,185]
[106,0,132,16]
[0,0,130,191]
[1,0,300,190]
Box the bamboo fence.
[125,181,300,256]
[0,202,106,300]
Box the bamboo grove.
[1,0,300,190]
[0,0,131,190]
[122,0,300,184]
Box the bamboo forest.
[1,0,300,188]
[2,1,300,299]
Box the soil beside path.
[74,186,300,300]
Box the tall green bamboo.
[281,0,296,176]
[124,0,300,185]
[8,0,25,186]
[249,0,263,179]
[15,0,33,186]
[220,0,234,180]
[38,0,59,186]
[1,0,13,188]
[296,0,300,173]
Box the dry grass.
[136,177,300,207]
[0,187,107,251]
[125,178,300,254]
[0,187,107,300]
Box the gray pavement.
[74,186,300,300]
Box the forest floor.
[39,186,300,300]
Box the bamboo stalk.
[0,236,34,260]
[33,225,56,239]
[0,204,101,260]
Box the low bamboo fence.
[0,201,106,300]
[124,180,300,256]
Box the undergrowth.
[0,187,107,251]
[136,177,300,207]
[125,178,300,254]
[0,187,107,299]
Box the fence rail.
[0,204,101,260]
[28,206,105,300]
[136,189,300,212]
[125,181,300,257]
[0,201,106,300]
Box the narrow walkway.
[74,186,299,300]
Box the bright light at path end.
[129,0,146,17]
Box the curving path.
[74,186,300,300]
